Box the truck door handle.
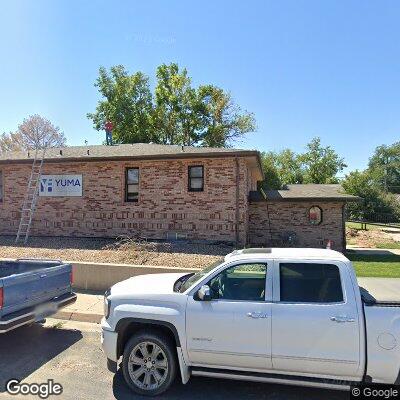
[247,312,268,319]
[330,316,355,323]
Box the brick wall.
[0,156,253,245]
[248,200,346,252]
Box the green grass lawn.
[347,252,400,278]
[346,222,381,231]
[346,221,400,230]
[375,242,400,250]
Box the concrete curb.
[54,310,103,324]
[64,260,199,270]
[71,262,198,291]
[0,257,199,291]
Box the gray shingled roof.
[0,143,260,163]
[251,184,360,202]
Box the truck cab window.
[208,263,267,301]
[279,263,343,303]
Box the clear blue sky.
[1,0,399,172]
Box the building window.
[0,171,2,202]
[125,168,139,202]
[188,166,204,192]
[309,206,322,225]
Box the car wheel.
[122,331,177,396]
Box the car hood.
[110,272,191,297]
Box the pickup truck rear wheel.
[122,331,177,396]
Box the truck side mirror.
[197,285,211,301]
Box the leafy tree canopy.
[87,63,256,147]
[342,169,400,220]
[300,137,347,184]
[342,140,400,221]
[368,141,400,193]
[260,137,346,189]
[87,66,155,144]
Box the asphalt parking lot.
[0,320,348,400]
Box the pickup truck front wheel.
[122,331,177,396]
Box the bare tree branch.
[0,115,66,153]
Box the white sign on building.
[39,175,83,197]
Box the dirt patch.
[0,236,232,269]
[346,227,400,248]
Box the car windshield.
[177,258,224,293]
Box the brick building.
[0,143,358,251]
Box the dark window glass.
[188,166,204,192]
[208,263,267,301]
[280,263,343,303]
[126,168,139,202]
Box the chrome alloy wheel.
[127,341,169,391]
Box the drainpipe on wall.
[235,157,240,246]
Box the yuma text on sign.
[39,175,83,197]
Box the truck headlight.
[104,288,111,319]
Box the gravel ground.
[0,236,233,269]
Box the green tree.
[368,142,400,193]
[259,151,282,189]
[342,169,400,220]
[259,149,303,189]
[87,65,155,144]
[259,137,344,189]
[198,85,256,147]
[153,63,202,145]
[276,149,304,185]
[300,137,347,184]
[88,63,256,147]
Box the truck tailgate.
[1,263,72,317]
[364,304,400,385]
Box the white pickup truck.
[101,248,400,396]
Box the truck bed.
[358,277,400,304]
[0,259,63,278]
[0,259,76,332]
[360,286,400,307]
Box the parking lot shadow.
[0,323,82,392]
[112,370,348,400]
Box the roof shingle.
[0,143,259,163]
[251,184,360,202]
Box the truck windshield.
[177,258,224,293]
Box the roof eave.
[0,150,261,165]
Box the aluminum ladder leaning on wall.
[15,146,46,244]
